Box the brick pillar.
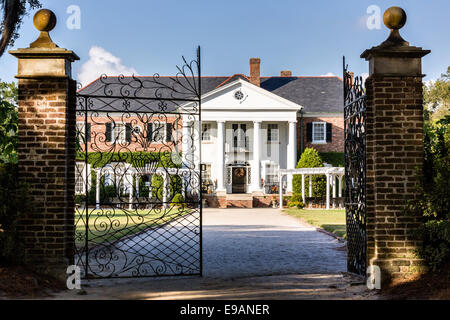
[9,9,79,278]
[361,7,430,284]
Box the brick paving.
[47,208,360,300]
[202,208,346,278]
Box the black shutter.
[86,123,91,142]
[126,124,132,142]
[147,123,153,142]
[105,123,112,142]
[306,123,312,142]
[326,123,332,142]
[166,123,173,142]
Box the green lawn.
[74,206,193,247]
[284,208,347,239]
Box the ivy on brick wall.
[76,151,182,168]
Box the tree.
[292,148,326,198]
[0,0,41,57]
[0,79,18,163]
[424,67,450,122]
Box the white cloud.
[361,73,369,83]
[321,72,337,77]
[77,46,138,86]
[424,79,436,87]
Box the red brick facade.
[17,78,77,272]
[298,115,344,153]
[76,115,180,152]
[365,75,426,282]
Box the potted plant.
[271,195,278,208]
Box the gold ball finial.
[383,6,407,30]
[33,9,57,32]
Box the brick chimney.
[249,58,260,86]
[280,70,292,77]
[347,71,354,86]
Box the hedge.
[292,148,326,198]
[76,151,182,169]
[319,152,344,167]
[0,163,30,264]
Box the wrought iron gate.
[343,57,367,276]
[74,48,202,278]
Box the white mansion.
[76,58,344,207]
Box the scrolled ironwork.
[343,56,367,276]
[74,48,202,278]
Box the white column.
[96,169,100,209]
[309,175,312,197]
[129,182,133,210]
[326,174,330,210]
[287,121,297,193]
[181,175,186,199]
[309,174,313,208]
[301,174,305,203]
[149,174,153,199]
[252,121,262,192]
[163,172,168,209]
[338,175,343,197]
[216,120,226,192]
[135,174,139,199]
[332,175,336,209]
[182,120,193,169]
[279,173,283,210]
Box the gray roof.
[260,77,343,114]
[78,75,343,114]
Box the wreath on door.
[234,168,245,177]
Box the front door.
[232,167,247,193]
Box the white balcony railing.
[225,138,253,153]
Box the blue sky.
[0,0,448,85]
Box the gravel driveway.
[51,208,355,300]
[202,208,346,278]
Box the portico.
[184,77,302,202]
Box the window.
[267,124,279,143]
[201,123,211,141]
[153,122,167,142]
[76,122,90,142]
[114,123,126,143]
[265,163,279,184]
[76,122,84,139]
[149,122,173,143]
[75,162,90,194]
[201,163,212,181]
[312,122,326,143]
[233,124,248,148]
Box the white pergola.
[278,167,345,210]
[93,163,199,209]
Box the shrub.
[76,151,181,169]
[87,184,117,205]
[171,193,185,207]
[150,174,182,202]
[319,152,344,167]
[287,201,305,209]
[74,194,85,205]
[292,148,326,198]
[415,220,450,271]
[0,163,30,264]
[407,116,450,271]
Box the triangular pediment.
[185,78,302,111]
